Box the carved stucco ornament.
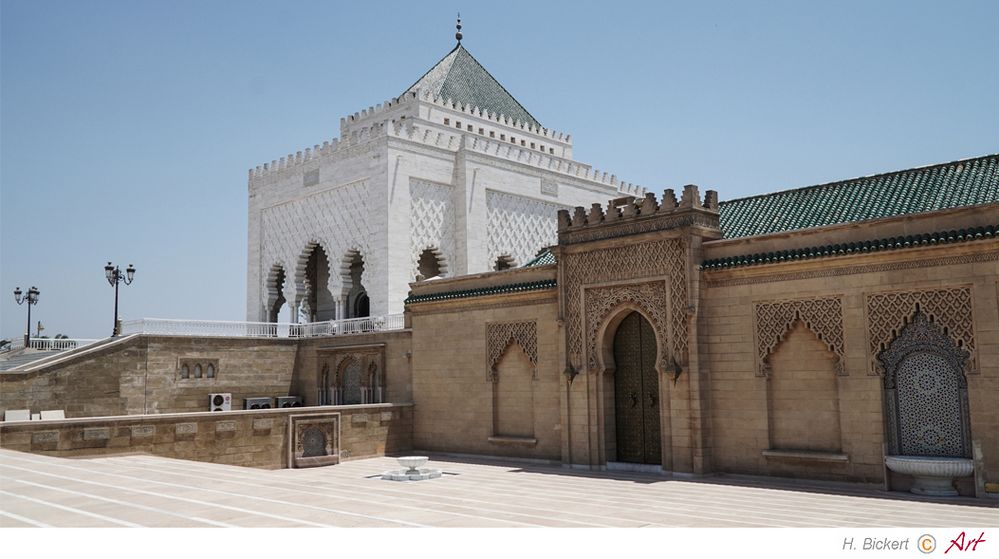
[486,321,538,381]
[754,297,846,377]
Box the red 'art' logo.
[945,532,986,554]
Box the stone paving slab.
[0,449,996,528]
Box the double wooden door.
[613,312,662,465]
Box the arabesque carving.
[866,287,976,375]
[563,238,687,373]
[487,321,538,380]
[584,282,677,379]
[755,297,845,377]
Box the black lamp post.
[105,262,135,336]
[13,286,40,347]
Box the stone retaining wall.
[0,403,412,470]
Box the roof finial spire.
[455,13,463,43]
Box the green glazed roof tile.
[405,44,540,128]
[522,249,556,267]
[405,279,557,305]
[701,225,997,270]
[719,154,999,239]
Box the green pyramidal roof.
[719,154,999,239]
[405,44,540,128]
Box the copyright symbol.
[918,534,936,554]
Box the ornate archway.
[879,312,971,458]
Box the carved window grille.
[879,313,971,458]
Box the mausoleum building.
[3,29,998,499]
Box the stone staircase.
[0,350,64,372]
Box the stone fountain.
[381,456,442,481]
[885,456,973,497]
[879,313,975,498]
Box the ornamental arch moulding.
[878,312,971,458]
[754,297,845,377]
[561,238,688,377]
[866,287,976,376]
[587,283,679,382]
[486,321,538,381]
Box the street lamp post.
[13,286,40,347]
[105,262,135,336]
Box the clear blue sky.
[2,0,997,339]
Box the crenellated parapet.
[248,90,635,195]
[460,134,641,193]
[557,185,721,244]
[417,89,572,145]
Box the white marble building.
[246,38,644,323]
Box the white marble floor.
[1,449,996,527]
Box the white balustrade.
[29,338,101,351]
[1,338,101,353]
[118,314,405,339]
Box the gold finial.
[455,13,463,43]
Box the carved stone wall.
[487,321,538,380]
[486,191,569,268]
[866,287,976,375]
[563,238,687,373]
[260,180,379,308]
[754,297,845,376]
[409,178,455,278]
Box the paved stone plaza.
[0,449,995,528]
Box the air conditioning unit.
[209,393,231,412]
[244,397,273,410]
[276,396,304,408]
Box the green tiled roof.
[702,225,997,270]
[405,44,540,128]
[405,279,556,305]
[719,154,999,239]
[522,249,556,267]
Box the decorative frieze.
[705,251,999,288]
[754,297,845,377]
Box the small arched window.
[180,364,190,379]
[194,364,203,378]
[417,248,442,279]
[206,364,216,378]
[494,255,516,271]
